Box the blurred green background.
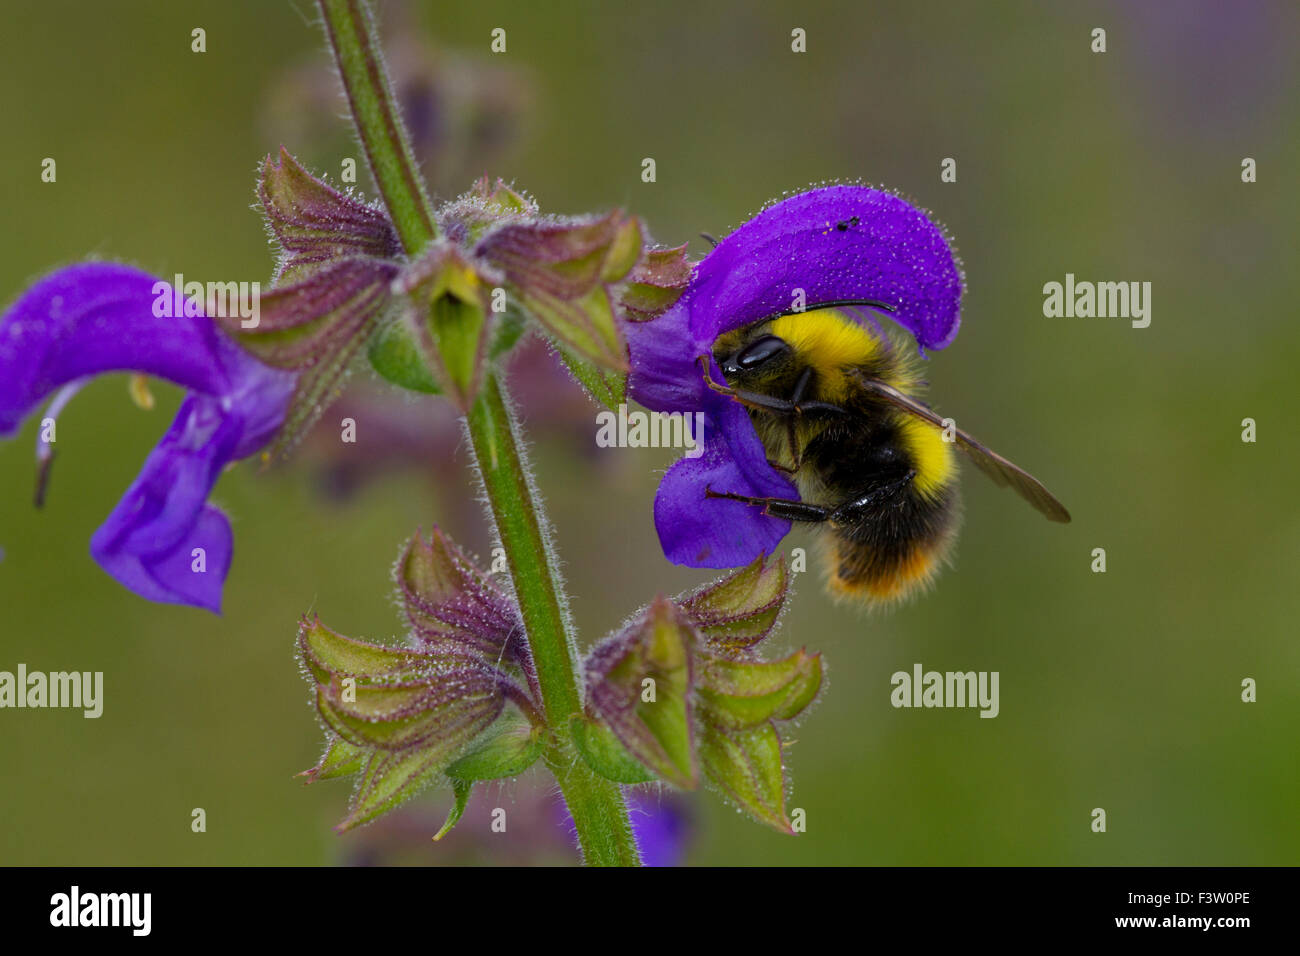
[1,0,1296,865]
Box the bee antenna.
[699,232,720,248]
[770,298,898,321]
[824,298,896,314]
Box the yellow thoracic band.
[767,309,883,402]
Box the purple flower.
[0,263,294,612]
[627,185,962,569]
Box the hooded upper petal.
[628,185,963,570]
[1,263,235,432]
[685,185,963,351]
[0,262,294,612]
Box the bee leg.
[780,368,814,472]
[826,472,917,526]
[704,487,830,523]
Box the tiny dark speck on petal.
[835,216,860,231]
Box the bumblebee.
[706,306,1070,603]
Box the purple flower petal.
[1,264,232,432]
[653,385,795,568]
[1,262,293,612]
[624,300,702,413]
[626,792,692,867]
[688,185,962,350]
[628,185,962,569]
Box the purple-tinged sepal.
[259,147,401,284]
[300,615,509,752]
[439,176,539,246]
[297,528,546,835]
[698,720,793,834]
[577,554,818,833]
[557,240,689,411]
[582,597,699,789]
[476,209,641,374]
[619,243,691,323]
[678,552,790,654]
[390,243,492,410]
[396,527,527,666]
[224,150,405,455]
[696,649,822,730]
[366,177,690,413]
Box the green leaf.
[699,720,793,834]
[570,715,656,784]
[697,650,822,728]
[445,719,544,782]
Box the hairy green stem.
[318,0,436,252]
[467,379,640,866]
[317,0,639,866]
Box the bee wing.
[852,373,1072,523]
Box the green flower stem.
[317,0,640,866]
[317,0,436,253]
[467,378,641,867]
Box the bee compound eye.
[736,335,789,370]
